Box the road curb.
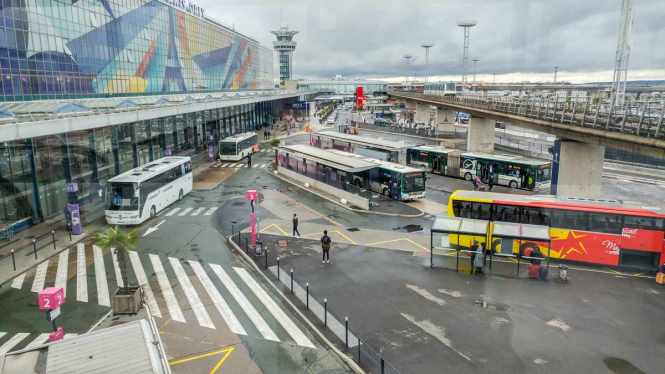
[269,170,425,218]
[228,235,365,374]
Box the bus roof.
[108,156,190,183]
[409,145,453,154]
[314,130,407,151]
[451,190,665,218]
[462,152,551,166]
[278,144,376,173]
[329,149,425,174]
[220,132,256,143]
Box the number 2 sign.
[38,287,65,311]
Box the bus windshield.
[108,183,138,211]
[220,142,237,155]
[403,173,425,193]
[537,165,551,182]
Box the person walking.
[473,244,485,275]
[292,213,301,237]
[247,153,252,167]
[321,230,332,264]
[469,240,479,274]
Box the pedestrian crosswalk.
[0,332,78,356]
[213,162,269,169]
[163,206,218,217]
[6,245,317,349]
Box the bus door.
[391,175,400,200]
[432,155,441,174]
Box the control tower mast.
[271,26,299,84]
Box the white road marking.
[93,245,110,307]
[31,260,49,293]
[165,207,180,216]
[111,248,124,288]
[252,164,259,168]
[401,313,471,362]
[10,273,26,289]
[63,333,78,340]
[209,264,277,341]
[406,284,446,306]
[260,164,267,168]
[189,261,246,335]
[204,207,218,216]
[234,267,315,348]
[23,333,50,350]
[149,254,185,323]
[128,251,161,317]
[76,244,88,302]
[168,257,214,329]
[546,319,571,332]
[235,164,245,168]
[0,333,30,355]
[178,207,193,216]
[54,249,69,296]
[190,207,205,216]
[221,163,230,168]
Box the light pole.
[457,20,477,84]
[472,59,480,84]
[401,54,416,87]
[421,43,434,84]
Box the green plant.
[270,138,281,147]
[95,226,139,289]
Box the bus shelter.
[430,216,489,271]
[490,222,551,278]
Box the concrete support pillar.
[556,140,604,198]
[436,108,457,133]
[466,116,495,153]
[415,103,431,124]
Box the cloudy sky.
[198,0,665,83]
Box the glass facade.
[299,81,387,95]
[0,0,273,101]
[0,100,277,228]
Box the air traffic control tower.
[271,26,299,83]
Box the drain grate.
[347,227,360,232]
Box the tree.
[95,226,139,290]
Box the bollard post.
[277,257,280,281]
[32,238,37,259]
[11,249,16,271]
[381,357,385,374]
[516,255,521,276]
[324,298,328,327]
[264,249,268,270]
[67,224,72,241]
[345,316,349,350]
[290,268,294,294]
[51,230,56,250]
[306,282,309,310]
[357,340,361,364]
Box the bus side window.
[623,216,662,231]
[522,207,550,226]
[550,209,589,231]
[589,213,623,234]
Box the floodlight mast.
[457,20,477,84]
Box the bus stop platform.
[248,234,665,374]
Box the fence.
[233,233,403,374]
[1,222,73,272]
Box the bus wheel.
[178,189,184,201]
[150,206,156,218]
[464,172,473,181]
[509,180,518,189]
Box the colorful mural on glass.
[0,0,272,100]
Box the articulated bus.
[105,156,193,225]
[448,190,665,270]
[219,132,258,161]
[407,145,551,190]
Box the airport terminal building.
[0,0,307,231]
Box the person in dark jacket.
[321,230,332,264]
[292,213,301,237]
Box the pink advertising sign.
[47,326,64,343]
[38,287,65,311]
[245,190,257,201]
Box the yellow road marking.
[259,223,289,236]
[209,346,235,374]
[332,230,357,245]
[367,238,428,252]
[168,346,235,370]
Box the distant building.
[298,79,387,95]
[271,26,299,83]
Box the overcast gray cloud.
[199,0,665,81]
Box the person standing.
[473,244,485,275]
[321,230,332,264]
[292,213,301,237]
[469,241,479,274]
[247,153,252,167]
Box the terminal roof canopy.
[315,130,407,151]
[431,216,488,236]
[279,144,376,173]
[492,221,550,242]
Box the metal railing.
[394,92,665,140]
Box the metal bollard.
[345,316,349,350]
[277,257,280,281]
[381,357,385,374]
[51,230,56,250]
[357,340,361,364]
[323,298,328,327]
[306,282,309,310]
[32,238,37,259]
[290,268,294,294]
[264,249,268,270]
[68,225,72,241]
[11,249,16,271]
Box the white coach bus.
[105,156,193,225]
[219,132,258,161]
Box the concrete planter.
[112,286,142,315]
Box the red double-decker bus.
[448,190,665,270]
